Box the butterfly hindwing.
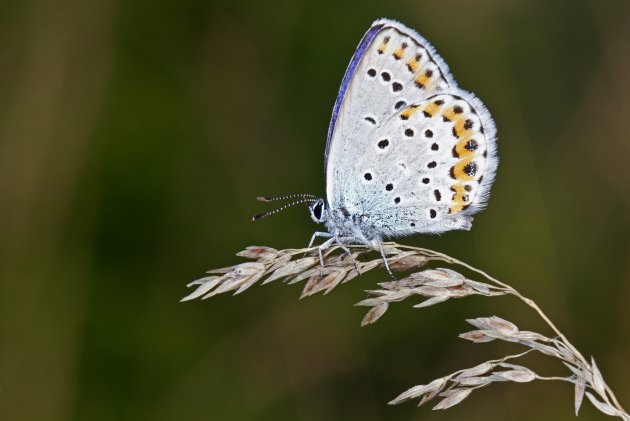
[345,92,497,237]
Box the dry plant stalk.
[183,242,628,419]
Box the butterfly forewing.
[326,19,456,208]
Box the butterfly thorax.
[309,198,383,245]
[324,203,383,245]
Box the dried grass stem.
[184,242,628,419]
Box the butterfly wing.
[325,18,456,209]
[346,91,498,237]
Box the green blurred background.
[1,0,629,419]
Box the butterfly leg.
[333,237,360,275]
[306,231,332,256]
[307,231,332,248]
[378,242,396,280]
[316,237,336,277]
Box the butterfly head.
[252,194,324,222]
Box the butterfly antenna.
[252,198,317,221]
[257,193,318,202]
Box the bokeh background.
[1,0,629,419]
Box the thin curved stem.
[376,242,627,416]
[189,242,628,418]
[405,244,627,416]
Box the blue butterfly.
[255,18,497,276]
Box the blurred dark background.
[0,0,629,419]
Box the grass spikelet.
[184,242,629,419]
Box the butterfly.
[254,18,498,276]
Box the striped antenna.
[252,198,317,221]
[257,193,318,202]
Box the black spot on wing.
[465,139,478,151]
[463,162,477,177]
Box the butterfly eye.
[312,202,323,220]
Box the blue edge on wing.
[324,24,384,172]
